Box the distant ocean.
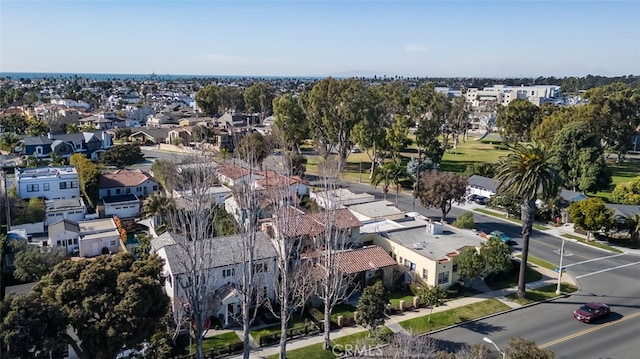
[0,72,320,81]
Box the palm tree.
[0,132,23,154]
[622,214,640,244]
[371,161,407,205]
[495,142,561,298]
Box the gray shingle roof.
[467,175,498,193]
[159,232,277,275]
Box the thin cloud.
[404,43,427,53]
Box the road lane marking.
[575,261,640,279]
[564,253,626,268]
[539,311,640,349]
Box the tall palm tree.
[623,214,640,244]
[495,142,561,298]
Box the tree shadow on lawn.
[457,318,506,336]
[429,337,485,355]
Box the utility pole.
[556,237,566,295]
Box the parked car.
[573,302,610,323]
[474,196,488,205]
[489,231,516,246]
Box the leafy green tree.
[620,214,640,244]
[0,293,66,358]
[480,237,513,276]
[532,106,579,148]
[457,247,482,288]
[99,143,145,168]
[272,94,308,152]
[35,252,169,359]
[385,114,412,161]
[195,84,222,116]
[582,83,640,162]
[243,82,276,121]
[70,153,100,208]
[551,121,611,193]
[415,285,447,322]
[415,171,468,222]
[567,198,615,241]
[503,336,555,359]
[445,96,470,149]
[496,99,541,144]
[489,195,521,218]
[26,117,50,137]
[218,86,244,113]
[0,113,28,134]
[13,246,67,282]
[0,132,23,154]
[114,127,132,140]
[151,159,177,192]
[236,132,270,170]
[356,281,388,331]
[453,211,475,229]
[611,176,640,205]
[306,77,366,170]
[212,205,237,236]
[495,142,561,298]
[463,162,497,178]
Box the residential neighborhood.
[0,71,638,359]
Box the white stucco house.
[45,197,86,226]
[15,166,80,200]
[151,231,277,328]
[102,194,140,218]
[47,219,80,254]
[77,218,121,257]
[310,188,375,209]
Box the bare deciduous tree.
[313,159,360,351]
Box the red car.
[573,302,610,323]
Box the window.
[153,185,158,191]
[60,182,66,189]
[223,268,235,278]
[452,264,458,273]
[126,188,131,194]
[43,183,50,191]
[116,189,122,195]
[253,263,267,273]
[110,240,117,246]
[438,271,449,285]
[27,184,39,192]
[136,187,142,192]
[107,189,111,196]
[422,269,428,280]
[71,181,78,188]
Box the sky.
[1,0,639,78]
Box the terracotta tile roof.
[338,246,397,274]
[99,169,154,188]
[218,164,250,180]
[275,208,361,238]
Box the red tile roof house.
[267,207,396,295]
[98,169,159,200]
[252,170,309,196]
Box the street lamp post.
[483,337,506,359]
[556,237,566,295]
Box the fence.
[176,342,243,359]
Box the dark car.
[573,302,610,323]
[474,196,488,205]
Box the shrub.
[453,211,475,229]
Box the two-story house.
[152,231,277,328]
[15,166,80,200]
[21,131,112,161]
[98,169,159,199]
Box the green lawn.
[187,331,242,354]
[506,284,579,305]
[270,327,393,359]
[484,265,543,291]
[525,255,558,271]
[593,161,640,200]
[250,316,312,343]
[331,303,356,321]
[398,299,510,335]
[388,291,415,309]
